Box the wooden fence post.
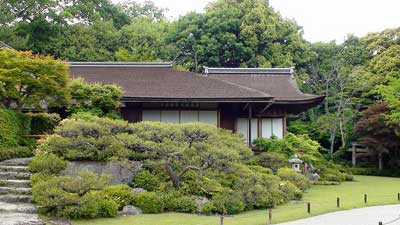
[337,197,340,208]
[364,194,367,204]
[398,193,400,201]
[307,202,311,213]
[268,209,272,224]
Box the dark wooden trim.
[248,104,252,147]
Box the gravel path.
[277,204,400,225]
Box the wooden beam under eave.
[260,102,273,114]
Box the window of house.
[142,110,218,126]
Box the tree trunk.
[329,129,336,155]
[165,163,180,188]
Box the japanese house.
[69,62,324,145]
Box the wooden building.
[69,62,324,145]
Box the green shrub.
[63,191,118,219]
[279,181,302,201]
[132,170,160,191]
[164,195,196,213]
[212,192,245,214]
[0,146,33,161]
[32,172,113,219]
[132,192,164,213]
[313,181,340,185]
[0,109,32,148]
[201,202,216,215]
[277,167,310,191]
[29,154,67,175]
[27,113,61,135]
[103,184,134,210]
[254,152,288,171]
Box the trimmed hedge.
[0,146,33,161]
[0,109,32,148]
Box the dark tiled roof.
[205,68,324,103]
[69,63,273,102]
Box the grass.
[73,176,400,225]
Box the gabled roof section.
[68,62,273,102]
[205,67,324,104]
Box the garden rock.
[132,188,147,194]
[118,205,142,216]
[62,160,142,184]
[194,197,210,213]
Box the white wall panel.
[237,118,258,144]
[262,118,272,138]
[180,111,199,123]
[142,110,161,122]
[199,111,218,125]
[272,118,283,139]
[161,111,180,123]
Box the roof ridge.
[204,67,294,75]
[68,62,173,67]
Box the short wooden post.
[337,197,340,208]
[268,209,272,224]
[398,193,400,201]
[379,222,383,225]
[307,202,311,213]
[220,215,224,225]
[364,194,367,204]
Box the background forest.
[1,0,399,169]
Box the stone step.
[0,202,36,213]
[0,172,32,180]
[0,187,31,196]
[0,180,31,188]
[0,158,33,167]
[0,166,29,173]
[0,213,43,225]
[0,195,32,203]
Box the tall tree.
[0,49,70,112]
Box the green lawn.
[73,176,400,225]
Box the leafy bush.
[0,109,32,148]
[162,192,196,213]
[32,172,113,219]
[201,202,216,215]
[212,192,245,214]
[132,170,160,191]
[277,168,310,191]
[0,146,33,161]
[254,152,288,171]
[63,191,118,219]
[280,181,303,201]
[27,113,61,135]
[132,192,164,213]
[103,184,134,210]
[29,154,67,175]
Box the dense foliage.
[34,116,308,217]
[0,49,70,112]
[27,113,61,135]
[0,109,32,148]
[69,79,123,117]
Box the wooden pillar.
[378,152,383,170]
[248,104,252,147]
[352,143,356,167]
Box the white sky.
[113,0,400,43]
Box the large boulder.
[118,205,142,216]
[62,160,142,184]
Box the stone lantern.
[288,155,303,173]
